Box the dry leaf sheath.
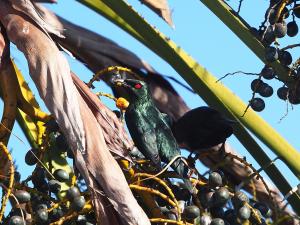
[0,2,150,225]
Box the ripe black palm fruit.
[66,186,81,200]
[209,171,223,188]
[14,190,31,203]
[287,21,299,37]
[25,148,40,166]
[251,79,264,92]
[212,187,230,207]
[258,83,273,97]
[183,205,200,220]
[35,208,48,223]
[237,205,251,220]
[261,66,275,80]
[265,46,278,62]
[210,218,225,225]
[9,216,24,225]
[172,107,234,150]
[232,191,249,208]
[294,4,300,18]
[53,169,69,182]
[279,50,292,66]
[72,196,86,211]
[288,91,300,104]
[277,87,288,100]
[274,21,287,38]
[198,188,214,208]
[171,183,190,201]
[263,26,275,45]
[250,98,265,112]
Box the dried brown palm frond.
[0,2,150,224]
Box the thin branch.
[216,71,259,82]
[281,43,300,51]
[237,0,244,14]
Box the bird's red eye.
[134,83,142,89]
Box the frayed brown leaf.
[0,4,150,225]
[72,72,133,160]
[34,5,189,120]
[8,0,63,37]
[139,0,174,27]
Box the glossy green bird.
[112,78,194,193]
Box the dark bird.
[112,78,194,193]
[171,107,235,150]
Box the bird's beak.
[111,77,126,87]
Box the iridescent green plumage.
[113,78,193,192]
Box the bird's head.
[111,78,150,102]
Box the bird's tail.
[173,159,196,194]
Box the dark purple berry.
[263,26,275,45]
[72,196,86,211]
[53,169,69,182]
[258,84,273,97]
[288,91,300,104]
[261,66,275,80]
[250,98,265,112]
[277,87,288,100]
[199,189,214,208]
[251,79,264,92]
[36,208,48,223]
[209,171,223,188]
[274,22,287,38]
[183,205,200,220]
[238,205,251,220]
[213,187,230,206]
[15,190,31,203]
[265,46,278,62]
[66,186,81,200]
[294,4,300,18]
[25,148,40,166]
[279,50,292,66]
[287,21,298,37]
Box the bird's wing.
[159,112,174,128]
[126,113,161,169]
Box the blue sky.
[5,0,299,200]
